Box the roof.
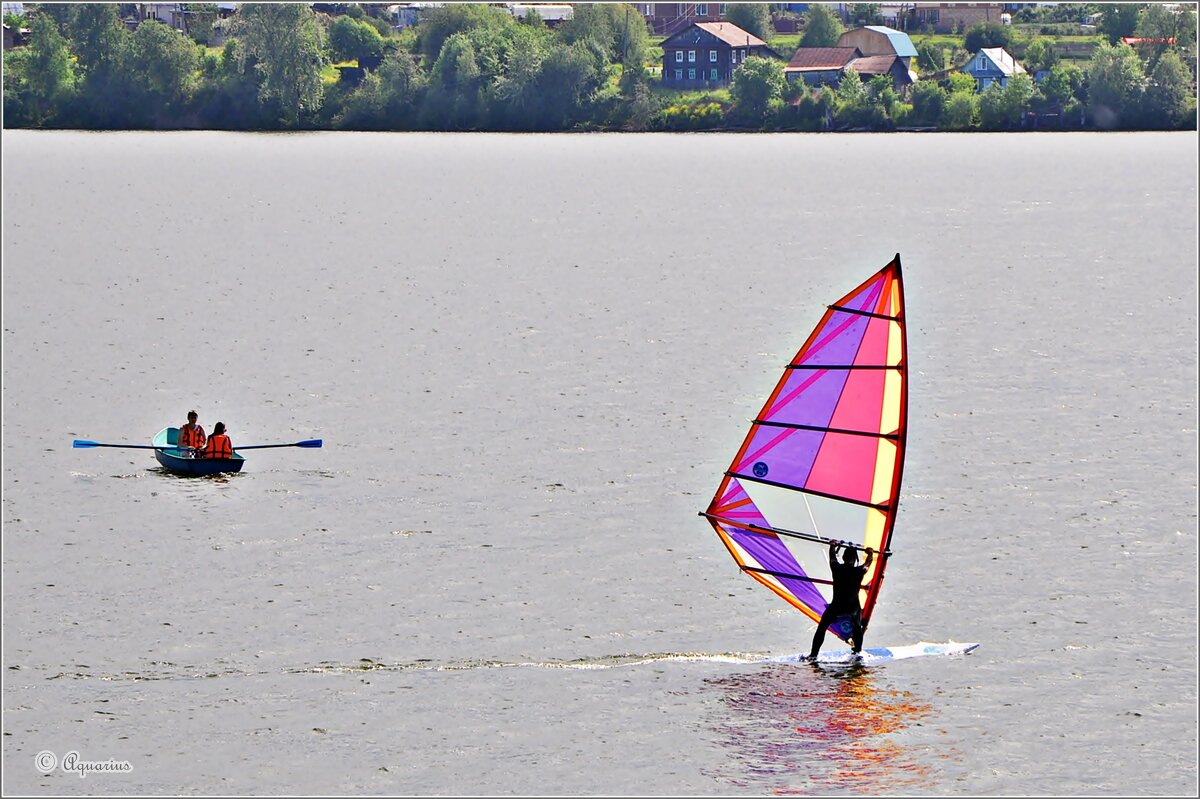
[786,47,860,70]
[860,25,918,58]
[979,47,1027,76]
[694,21,766,48]
[849,54,902,76]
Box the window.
[675,69,683,80]
[697,3,708,15]
[688,50,696,62]
[676,50,684,63]
[688,68,696,80]
[710,68,718,80]
[710,50,717,63]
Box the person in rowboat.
[199,422,233,459]
[179,410,206,457]
[807,540,874,660]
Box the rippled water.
[3,130,1196,795]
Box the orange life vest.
[201,434,232,459]
[179,424,206,450]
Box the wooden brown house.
[660,21,782,89]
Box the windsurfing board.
[768,641,980,665]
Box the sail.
[702,254,907,642]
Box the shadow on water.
[700,661,942,795]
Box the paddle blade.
[296,439,322,448]
[73,440,99,448]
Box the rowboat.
[153,427,245,476]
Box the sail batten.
[703,255,908,643]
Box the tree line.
[2,3,1195,133]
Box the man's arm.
[863,547,874,569]
[828,540,838,568]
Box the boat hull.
[153,427,245,476]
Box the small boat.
[153,427,245,476]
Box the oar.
[74,438,322,451]
[234,440,322,451]
[73,440,170,450]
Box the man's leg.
[850,611,865,653]
[809,610,834,659]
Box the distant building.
[386,2,442,31]
[836,25,918,68]
[638,3,723,36]
[3,22,29,50]
[849,54,915,92]
[507,4,573,26]
[785,47,860,86]
[786,45,913,92]
[660,21,782,89]
[906,3,1005,34]
[961,46,1027,91]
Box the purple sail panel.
[838,273,886,314]
[796,311,870,368]
[762,366,851,429]
[726,525,826,612]
[713,479,769,526]
[735,425,824,490]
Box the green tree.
[2,12,78,126]
[183,3,219,45]
[1022,37,1058,74]
[68,4,128,77]
[122,19,200,125]
[1134,3,1196,71]
[731,55,785,124]
[1086,41,1145,126]
[941,90,978,129]
[493,41,547,126]
[334,70,386,129]
[964,21,1012,52]
[1040,62,1084,104]
[909,80,946,124]
[424,31,483,128]
[979,73,1032,129]
[1140,49,1193,129]
[835,66,866,107]
[329,14,385,65]
[66,4,133,125]
[377,50,426,128]
[846,4,882,26]
[416,3,505,65]
[946,71,977,94]
[916,40,945,72]
[724,3,773,40]
[231,3,327,126]
[535,40,604,129]
[1098,3,1141,45]
[800,3,842,48]
[613,4,651,88]
[559,3,648,71]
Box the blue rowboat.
[153,427,245,476]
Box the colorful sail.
[702,255,907,642]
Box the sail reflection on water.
[700,663,951,793]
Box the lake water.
[2,130,1196,795]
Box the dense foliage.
[2,2,1195,133]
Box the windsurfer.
[807,540,873,660]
